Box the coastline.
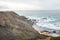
[26,16,60,37]
[32,24,60,37]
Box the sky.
[0,0,60,10]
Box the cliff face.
[0,11,40,40]
[0,11,60,40]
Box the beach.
[32,24,60,37]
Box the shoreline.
[32,24,60,37]
[26,16,60,37]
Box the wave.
[26,16,56,22]
[36,17,60,30]
[26,16,60,37]
[25,16,40,20]
[38,17,56,23]
[36,23,60,30]
[26,16,60,30]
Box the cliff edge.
[0,11,40,40]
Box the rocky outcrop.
[0,11,60,40]
[0,11,40,40]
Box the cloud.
[0,0,60,10]
[0,0,42,10]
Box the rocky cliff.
[0,11,60,40]
[0,11,40,40]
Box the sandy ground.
[32,25,60,37]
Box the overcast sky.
[0,0,60,10]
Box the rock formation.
[0,11,40,40]
[0,11,60,40]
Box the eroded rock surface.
[0,11,40,40]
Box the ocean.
[16,10,60,30]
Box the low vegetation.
[0,11,60,40]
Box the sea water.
[16,10,60,30]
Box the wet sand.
[32,24,60,37]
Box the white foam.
[38,17,55,23]
[36,23,60,30]
[23,16,60,30]
[25,16,40,19]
